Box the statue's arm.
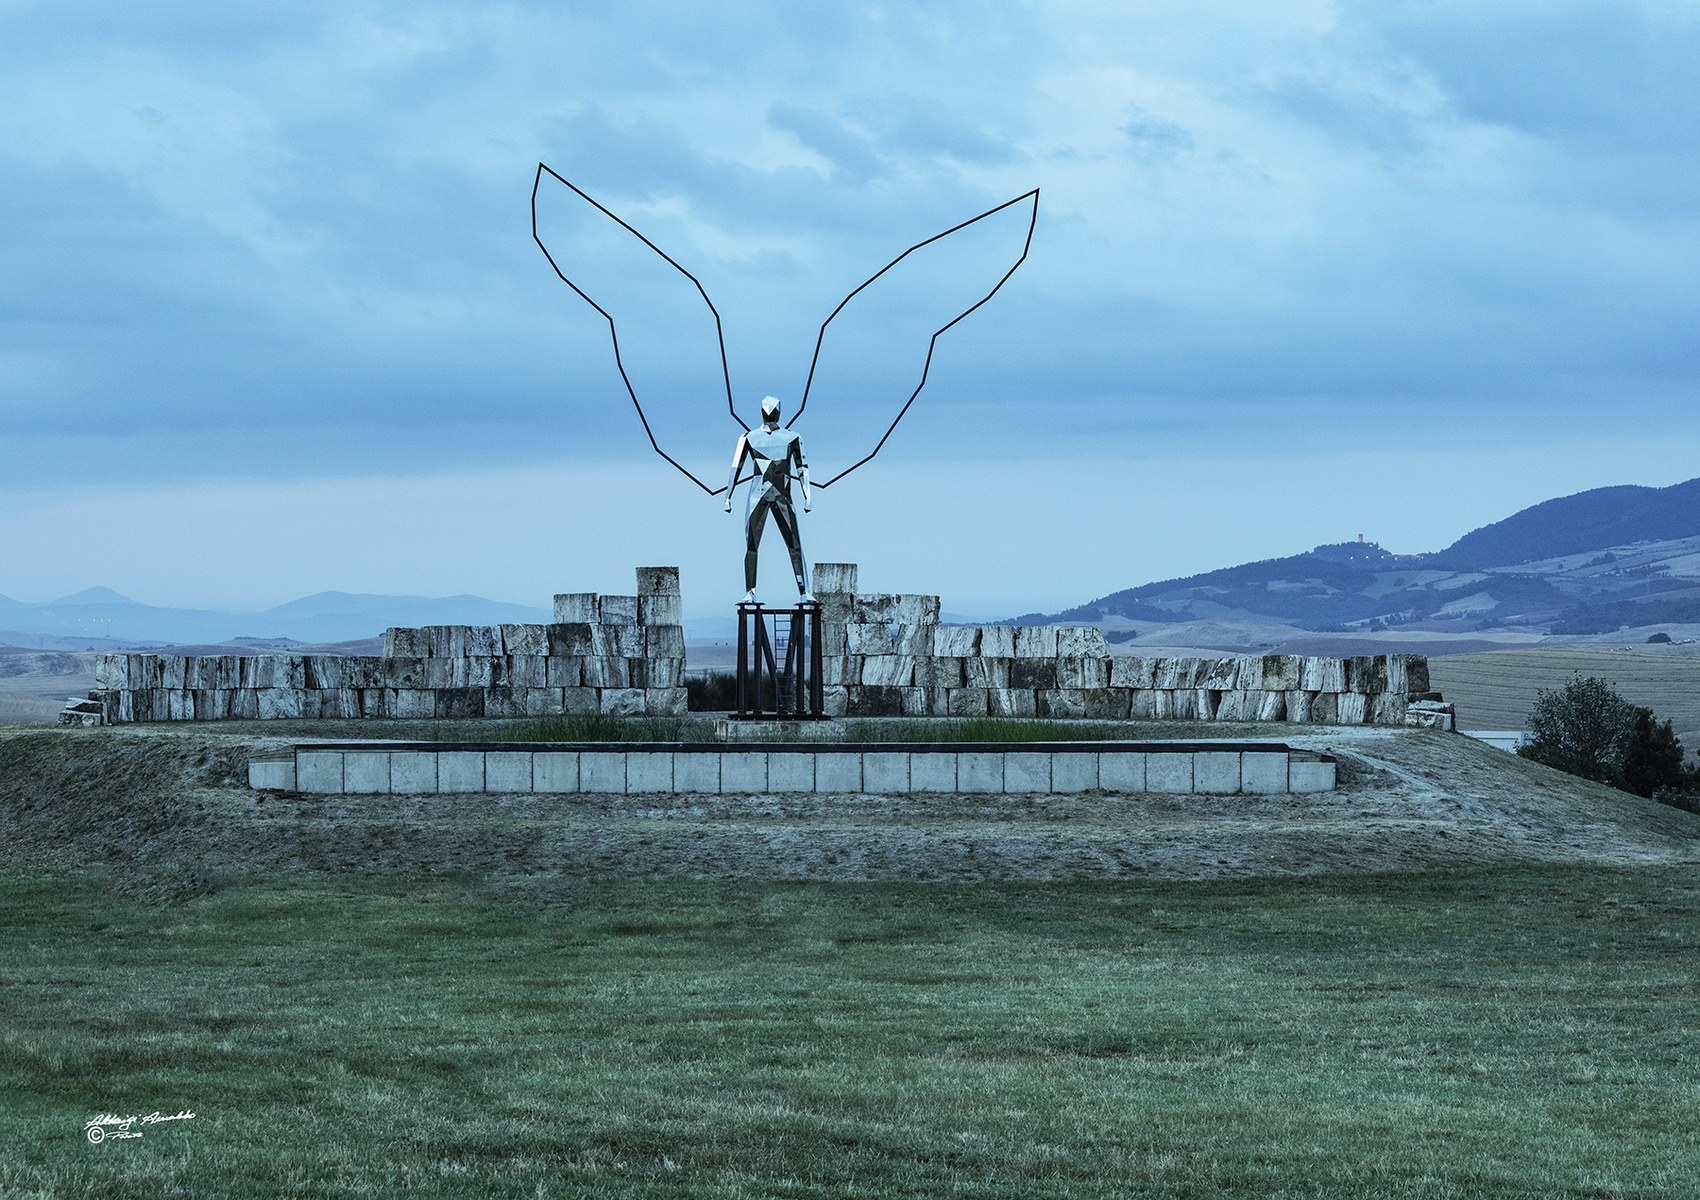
[725,435,748,511]
[794,435,811,511]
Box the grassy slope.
[2,868,1699,1198]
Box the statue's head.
[760,395,781,426]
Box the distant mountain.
[1013,476,1700,638]
[50,586,137,605]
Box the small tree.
[1517,674,1637,785]
[1621,707,1689,798]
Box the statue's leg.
[744,499,771,593]
[771,502,809,596]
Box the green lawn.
[3,867,1698,1198]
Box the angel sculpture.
[530,165,1038,603]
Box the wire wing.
[531,164,742,495]
[789,189,1039,487]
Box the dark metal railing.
[734,602,824,719]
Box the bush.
[1622,708,1689,797]
[686,672,738,712]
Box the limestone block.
[988,688,1037,718]
[425,658,454,689]
[847,685,904,717]
[916,656,964,689]
[1005,752,1051,793]
[129,689,157,722]
[583,657,631,688]
[639,594,683,626]
[627,752,674,794]
[553,593,598,623]
[978,625,1016,657]
[1258,655,1300,692]
[910,752,957,792]
[860,655,916,687]
[1041,689,1087,719]
[297,751,343,793]
[1014,626,1058,657]
[547,623,595,657]
[1010,658,1057,690]
[231,689,259,720]
[822,622,848,656]
[1345,655,1387,694]
[345,752,392,795]
[563,687,600,714]
[636,566,681,596]
[959,751,1003,792]
[381,657,425,689]
[966,657,1011,688]
[546,656,583,687]
[164,689,190,721]
[1285,690,1316,723]
[182,658,211,689]
[934,626,980,656]
[507,655,547,687]
[1127,690,1157,719]
[1300,656,1346,692]
[1337,692,1369,724]
[192,690,227,721]
[894,595,941,626]
[392,689,435,719]
[358,689,386,719]
[863,752,910,793]
[1151,690,1175,720]
[580,752,626,793]
[1241,752,1289,795]
[1171,688,1198,720]
[484,687,522,719]
[646,687,688,716]
[1195,751,1241,794]
[675,752,720,793]
[1214,691,1251,722]
[1053,753,1099,793]
[1196,689,1221,720]
[1101,752,1147,792]
[161,658,187,690]
[613,620,647,655]
[351,657,384,688]
[721,751,768,792]
[824,655,861,686]
[816,751,861,791]
[258,689,305,720]
[384,627,424,657]
[643,658,685,689]
[813,563,858,594]
[947,687,990,717]
[213,656,242,689]
[1405,703,1454,731]
[1084,688,1131,720]
[847,623,894,655]
[900,687,932,717]
[892,624,933,655]
[534,751,579,792]
[434,688,485,719]
[1370,692,1408,725]
[132,655,161,689]
[523,687,566,716]
[1056,627,1108,657]
[458,626,497,658]
[590,626,625,656]
[323,689,362,720]
[1289,759,1336,792]
[768,752,815,793]
[1256,691,1287,721]
[452,658,496,688]
[1109,657,1156,689]
[599,687,645,715]
[1310,692,1340,724]
[502,624,550,657]
[1197,658,1242,691]
[1386,654,1429,694]
[282,657,308,689]
[647,625,686,658]
[1058,657,1109,689]
[822,686,849,717]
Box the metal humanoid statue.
[725,395,811,603]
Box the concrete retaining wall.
[250,742,1336,796]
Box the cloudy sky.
[2,1,1697,618]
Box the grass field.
[4,867,1699,1197]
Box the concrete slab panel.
[815,753,862,792]
[1099,752,1147,793]
[533,752,579,793]
[910,753,957,792]
[1241,752,1289,794]
[580,752,627,793]
[1052,753,1099,793]
[344,752,391,794]
[1147,753,1194,794]
[627,752,675,793]
[391,751,438,794]
[768,753,815,793]
[486,751,535,793]
[675,752,721,793]
[1195,751,1242,794]
[1005,752,1052,793]
[958,752,1004,793]
[248,760,296,791]
[439,752,486,794]
[1289,760,1337,792]
[720,752,769,793]
[297,751,343,794]
[863,752,911,793]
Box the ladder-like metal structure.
[734,601,825,719]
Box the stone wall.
[812,563,1449,727]
[90,567,688,723]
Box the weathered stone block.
[988,687,1037,718]
[1197,688,1222,720]
[824,655,861,685]
[647,625,686,658]
[1256,691,1287,721]
[860,655,916,686]
[484,687,522,719]
[813,563,858,594]
[583,657,631,688]
[966,657,1011,688]
[1147,752,1194,794]
[231,689,260,720]
[599,687,645,715]
[462,626,501,657]
[1345,655,1387,694]
[381,657,425,689]
[435,687,485,719]
[323,688,362,719]
[822,685,849,717]
[768,752,815,793]
[894,594,941,626]
[636,566,680,596]
[1005,752,1051,793]
[1040,689,1087,719]
[1258,655,1300,692]
[610,625,646,657]
[978,625,1016,657]
[822,622,848,656]
[161,658,187,689]
[1285,690,1316,723]
[899,687,933,717]
[1370,692,1408,724]
[646,687,688,716]
[1171,688,1199,720]
[1386,654,1430,695]
[533,751,578,792]
[847,623,894,655]
[1009,658,1056,690]
[915,656,963,689]
[546,656,583,687]
[1337,692,1369,723]
[384,627,427,657]
[639,594,683,626]
[1310,692,1339,723]
[1196,658,1242,690]
[553,593,598,623]
[892,624,933,655]
[452,658,496,688]
[1058,657,1109,689]
[523,687,566,716]
[643,659,685,689]
[934,626,980,656]
[1084,688,1131,720]
[1109,656,1156,689]
[1014,626,1058,657]
[1127,690,1157,719]
[502,624,550,657]
[1100,752,1147,792]
[1214,691,1251,722]
[598,596,638,625]
[1151,690,1175,720]
[851,593,898,624]
[391,688,435,718]
[507,655,547,687]
[1056,627,1108,657]
[947,687,990,717]
[1300,656,1346,692]
[547,623,595,657]
[258,688,305,720]
[424,658,454,689]
[847,685,903,717]
[563,686,599,714]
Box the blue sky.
[2,1,1697,617]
